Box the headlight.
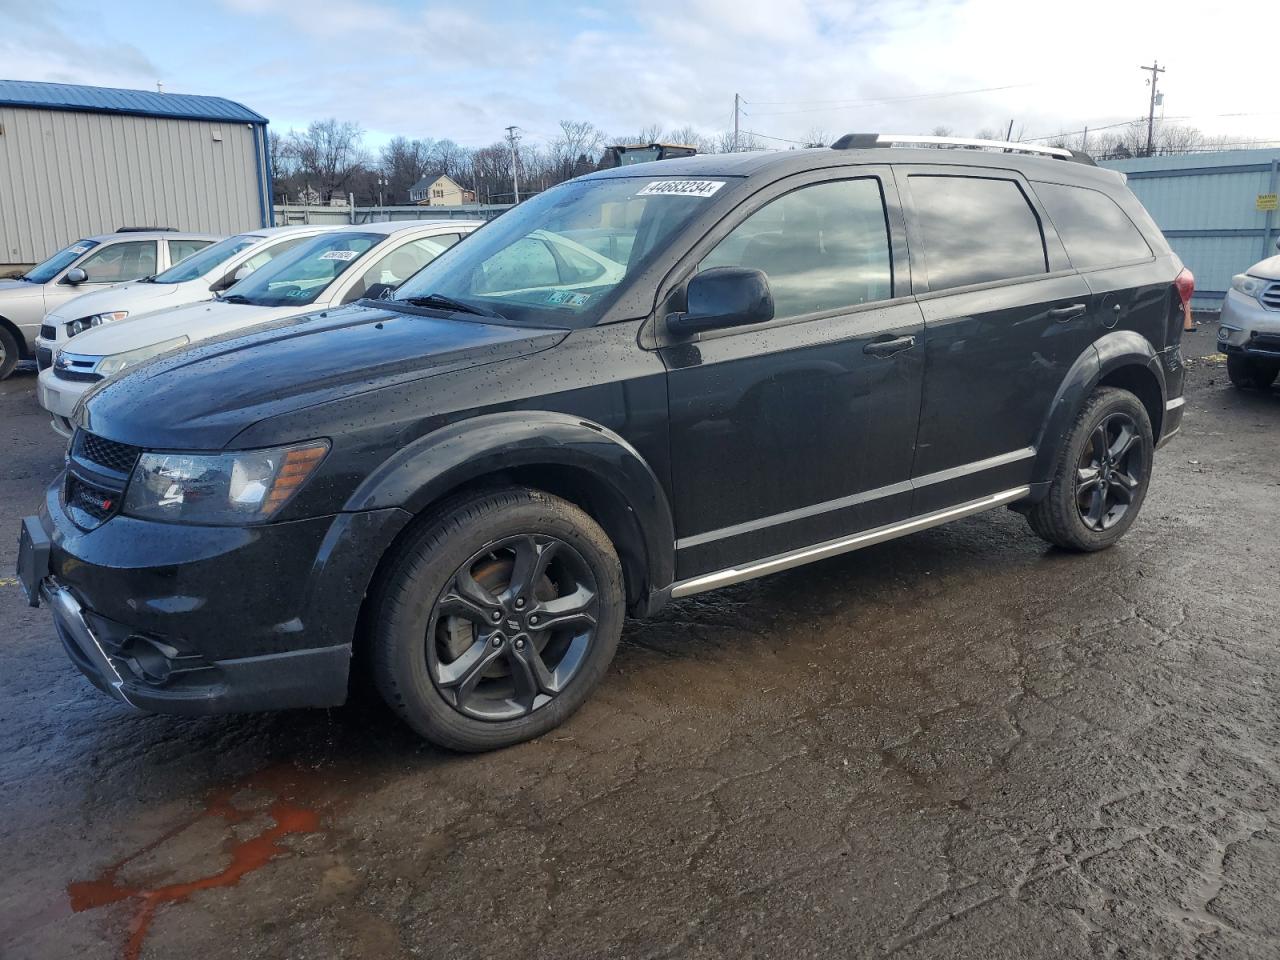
[95,336,189,378]
[1231,274,1268,299]
[66,311,129,337]
[123,441,329,525]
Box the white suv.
[0,229,219,379]
[34,225,335,373]
[38,219,481,435]
[1218,239,1280,390]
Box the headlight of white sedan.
[94,336,190,378]
[1230,274,1268,300]
[123,441,330,524]
[66,311,129,337]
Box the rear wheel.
[370,487,624,752]
[1227,355,1278,391]
[0,326,18,381]
[1027,387,1154,552]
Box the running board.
[668,486,1030,598]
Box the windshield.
[153,234,260,284]
[23,240,99,284]
[222,231,381,307]
[394,177,720,326]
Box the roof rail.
[831,133,1095,165]
[115,226,176,233]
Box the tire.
[1227,355,1278,391]
[1027,387,1154,552]
[369,486,624,752]
[0,325,19,381]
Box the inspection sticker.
[637,180,726,198]
[547,290,591,306]
[319,250,358,261]
[69,245,90,255]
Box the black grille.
[66,474,118,524]
[36,347,53,370]
[76,431,141,475]
[1261,282,1280,310]
[40,323,57,340]
[1251,333,1280,353]
[54,367,103,384]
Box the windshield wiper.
[399,293,503,319]
[137,275,157,283]
[218,294,253,304]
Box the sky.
[1,0,1274,152]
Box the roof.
[335,219,485,236]
[409,172,460,192]
[585,145,1123,189]
[83,230,222,242]
[0,79,267,125]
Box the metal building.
[1099,149,1280,309]
[0,79,271,268]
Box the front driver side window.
[76,241,158,283]
[699,178,892,320]
[342,237,452,303]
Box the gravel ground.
[1,331,1278,960]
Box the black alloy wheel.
[428,534,600,722]
[1074,412,1146,532]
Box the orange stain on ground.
[66,768,323,960]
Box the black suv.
[18,134,1190,751]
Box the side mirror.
[64,267,87,285]
[667,267,774,336]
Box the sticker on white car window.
[319,250,359,261]
[636,180,726,198]
[547,291,591,306]
[69,245,90,255]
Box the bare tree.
[289,119,370,203]
[802,127,830,148]
[551,120,606,179]
[665,125,713,153]
[380,136,435,203]
[713,129,762,153]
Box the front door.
[899,169,1095,513]
[659,172,926,579]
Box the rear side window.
[1033,181,1152,269]
[908,176,1047,290]
[168,238,214,264]
[699,178,893,320]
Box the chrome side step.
[669,486,1030,598]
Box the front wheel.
[1227,355,1278,391]
[370,487,625,752]
[0,326,19,381]
[1027,387,1154,552]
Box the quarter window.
[1033,181,1152,269]
[77,240,158,283]
[167,238,214,264]
[699,178,893,320]
[342,236,457,302]
[908,176,1047,290]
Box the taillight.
[1174,267,1195,306]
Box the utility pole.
[1140,60,1165,157]
[504,125,521,204]
[733,93,740,152]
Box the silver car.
[0,229,219,379]
[1218,239,1280,390]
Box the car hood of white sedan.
[44,281,193,324]
[60,300,308,358]
[1247,254,1280,282]
[0,278,41,298]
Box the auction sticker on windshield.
[636,180,725,198]
[320,250,359,261]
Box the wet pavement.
[1,334,1278,959]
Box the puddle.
[66,766,326,960]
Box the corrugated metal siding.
[1099,150,1280,308]
[0,107,264,264]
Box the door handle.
[863,335,916,358]
[1048,303,1087,321]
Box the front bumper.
[19,482,412,716]
[37,365,89,417]
[1218,288,1280,359]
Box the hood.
[79,304,567,449]
[1247,254,1280,282]
[45,281,189,324]
[61,299,301,357]
[0,277,40,297]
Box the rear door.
[659,168,926,578]
[900,167,1095,513]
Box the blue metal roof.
[0,79,266,125]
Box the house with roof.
[0,79,271,268]
[409,173,475,206]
